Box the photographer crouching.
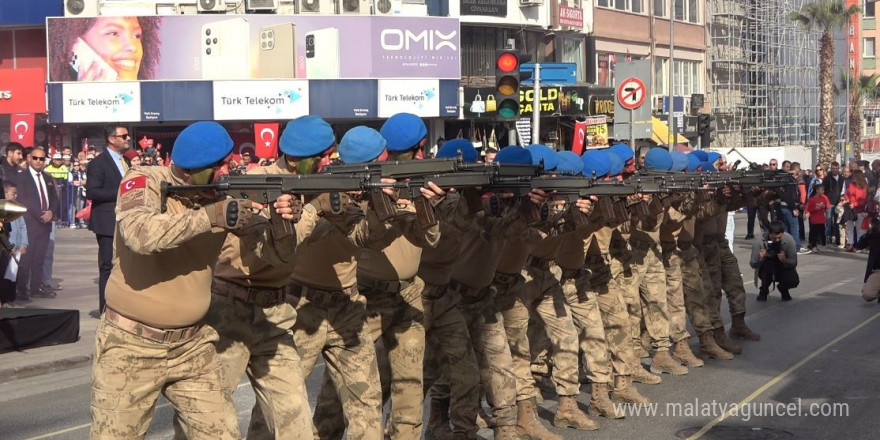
[855,218,880,302]
[750,220,800,301]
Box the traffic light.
[698,113,717,146]
[495,50,522,120]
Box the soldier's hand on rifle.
[627,193,643,205]
[721,185,733,198]
[380,178,399,199]
[420,181,446,201]
[528,188,548,206]
[273,194,303,221]
[307,192,349,215]
[204,198,256,230]
[576,196,598,215]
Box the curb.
[0,354,92,384]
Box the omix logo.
[380,29,457,52]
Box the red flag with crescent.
[254,122,280,159]
[10,114,35,147]
[571,119,587,155]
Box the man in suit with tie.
[16,148,59,300]
[86,124,131,313]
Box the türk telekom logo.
[379,29,458,52]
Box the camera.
[766,240,782,259]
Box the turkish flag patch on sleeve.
[120,175,147,195]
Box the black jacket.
[823,174,844,205]
[85,151,126,237]
[17,168,60,227]
[856,230,880,282]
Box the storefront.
[454,84,614,152]
[0,67,53,148]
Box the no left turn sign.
[617,77,647,110]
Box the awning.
[651,117,689,145]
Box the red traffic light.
[497,52,518,73]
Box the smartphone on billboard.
[258,23,297,79]
[69,38,119,81]
[201,18,251,80]
[305,28,340,79]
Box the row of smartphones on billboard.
[48,14,460,83]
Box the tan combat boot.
[631,364,662,384]
[672,339,705,367]
[553,395,600,430]
[612,375,650,405]
[650,349,689,375]
[713,326,742,354]
[516,398,562,440]
[587,382,625,419]
[493,425,522,440]
[729,313,761,341]
[699,331,734,360]
[426,398,454,440]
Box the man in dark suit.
[16,148,59,300]
[86,124,131,312]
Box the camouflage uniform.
[695,203,726,329]
[715,203,748,318]
[92,167,292,440]
[677,217,715,336]
[313,202,439,440]
[626,207,673,351]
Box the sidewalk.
[0,228,100,383]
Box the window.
[865,37,876,58]
[866,1,876,18]
[599,0,643,14]
[672,0,699,23]
[561,37,586,82]
[599,52,642,87]
[654,0,666,17]
[654,57,702,96]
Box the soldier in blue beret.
[381,113,429,160]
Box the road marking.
[686,310,880,440]
[23,381,251,440]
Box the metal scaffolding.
[709,0,821,149]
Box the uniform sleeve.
[235,203,321,266]
[389,207,441,249]
[115,170,215,255]
[436,192,476,234]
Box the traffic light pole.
[532,63,541,146]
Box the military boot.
[553,395,600,431]
[493,425,522,440]
[631,364,662,384]
[650,349,689,375]
[587,382,624,419]
[516,398,562,440]
[713,326,742,354]
[729,313,761,341]
[426,398,454,440]
[672,339,705,367]
[612,375,650,405]
[699,331,734,360]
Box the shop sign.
[461,0,507,18]
[378,79,441,118]
[558,5,584,28]
[213,80,309,120]
[59,82,141,123]
[0,68,47,114]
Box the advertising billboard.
[46,15,461,82]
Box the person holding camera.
[855,218,880,302]
[750,220,800,301]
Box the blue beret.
[670,151,689,171]
[171,121,233,169]
[644,148,673,171]
[609,143,635,163]
[436,139,478,163]
[495,146,532,165]
[686,154,702,172]
[556,151,584,175]
[525,144,559,171]
[700,161,716,172]
[280,115,336,157]
[582,150,612,178]
[380,113,427,151]
[338,126,386,164]
[706,152,722,164]
[606,150,624,176]
[690,150,709,161]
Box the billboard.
[46,15,460,83]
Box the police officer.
[90,121,299,440]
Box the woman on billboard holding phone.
[48,16,162,82]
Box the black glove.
[204,199,254,230]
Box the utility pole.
[532,63,541,146]
[667,0,675,151]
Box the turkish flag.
[10,114,35,147]
[571,119,587,155]
[254,122,280,159]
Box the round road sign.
[617,77,647,110]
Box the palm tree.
[834,71,880,161]
[791,0,861,168]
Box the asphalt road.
[1,218,878,440]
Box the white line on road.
[686,310,880,440]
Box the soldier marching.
[91,114,772,440]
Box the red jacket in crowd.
[806,194,831,224]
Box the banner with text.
[47,15,460,83]
[213,80,309,120]
[58,82,142,123]
[378,79,440,118]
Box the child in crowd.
[0,181,28,307]
[805,184,830,253]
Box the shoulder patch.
[120,175,147,195]
[119,175,148,210]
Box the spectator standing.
[0,181,27,307]
[86,124,131,313]
[0,142,24,184]
[791,162,807,246]
[843,170,869,252]
[856,218,880,302]
[805,185,830,252]
[823,162,844,246]
[70,160,87,228]
[15,148,59,300]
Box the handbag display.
[487,128,498,150]
[486,95,497,113]
[470,93,485,114]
